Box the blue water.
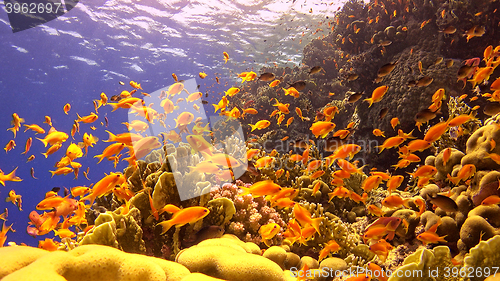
[0,0,344,246]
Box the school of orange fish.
[1,1,500,280]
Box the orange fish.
[350,192,368,204]
[442,147,452,166]
[63,103,71,115]
[158,206,210,234]
[293,204,323,233]
[337,159,364,174]
[367,205,384,216]
[239,180,281,197]
[368,239,393,262]
[23,124,45,134]
[361,175,383,192]
[409,165,437,178]
[4,140,15,153]
[310,121,336,138]
[7,113,24,138]
[407,139,432,152]
[481,195,500,206]
[81,172,126,206]
[390,117,399,130]
[5,190,22,211]
[382,194,410,208]
[0,221,15,247]
[76,112,98,123]
[377,136,405,153]
[447,164,476,185]
[328,186,350,201]
[259,223,280,247]
[417,228,446,245]
[423,121,449,143]
[318,240,340,261]
[37,128,69,147]
[386,175,404,193]
[364,86,389,107]
[249,120,271,131]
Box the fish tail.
[310,217,323,234]
[364,98,374,107]
[446,174,459,185]
[7,127,17,138]
[377,145,385,154]
[104,130,116,142]
[94,154,105,164]
[36,137,48,147]
[6,167,21,182]
[439,235,447,243]
[249,124,257,132]
[159,220,173,235]
[109,103,119,112]
[80,193,96,208]
[238,186,251,196]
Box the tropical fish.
[23,124,45,134]
[239,180,281,197]
[364,86,389,107]
[76,112,98,123]
[309,66,323,75]
[158,206,210,234]
[259,223,280,247]
[347,92,363,103]
[283,87,300,98]
[318,240,340,261]
[293,204,323,233]
[7,113,24,138]
[377,62,397,77]
[377,136,404,153]
[4,140,15,153]
[249,120,271,131]
[258,72,275,81]
[310,121,336,138]
[63,103,71,115]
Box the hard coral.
[0,245,190,281]
[210,181,286,246]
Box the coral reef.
[79,207,146,254]
[464,235,500,281]
[0,245,190,281]
[387,246,457,281]
[210,182,287,246]
[176,235,285,281]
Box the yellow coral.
[0,245,190,281]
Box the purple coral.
[210,180,286,246]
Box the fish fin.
[310,217,323,234]
[104,130,116,142]
[36,137,49,147]
[159,220,173,235]
[6,127,17,138]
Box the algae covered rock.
[176,235,285,281]
[388,246,456,281]
[464,235,500,281]
[470,170,500,206]
[434,148,465,181]
[80,207,146,254]
[458,216,498,252]
[206,197,236,226]
[461,124,500,170]
[0,245,190,281]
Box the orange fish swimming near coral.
[158,206,210,234]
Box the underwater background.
[2,0,500,280]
